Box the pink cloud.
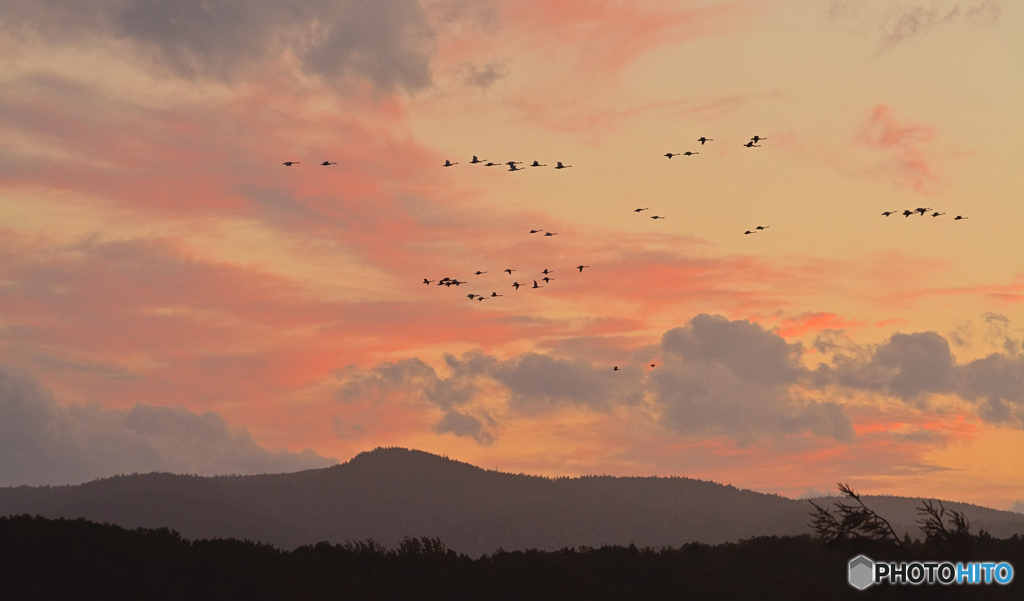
[503,0,760,75]
[855,104,942,193]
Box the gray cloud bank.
[0,366,337,487]
[815,319,1024,426]
[0,0,437,90]
[339,313,1024,446]
[337,314,857,445]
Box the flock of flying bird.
[284,134,970,371]
[881,208,969,220]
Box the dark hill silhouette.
[1,447,1021,556]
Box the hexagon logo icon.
[849,555,874,590]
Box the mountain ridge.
[2,447,1021,556]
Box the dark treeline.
[1,515,1021,600]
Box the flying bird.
[529,229,544,234]
[931,212,946,218]
[544,232,558,236]
[744,230,758,235]
[444,160,458,167]
[613,366,620,371]
[555,162,572,169]
[320,161,337,166]
[490,292,503,298]
[751,136,767,143]
[477,296,487,302]
[450,279,464,286]
[484,162,501,167]
[664,153,680,159]
[474,271,487,275]
[423,279,434,285]
[915,207,932,216]
[469,156,485,164]
[577,265,589,272]
[530,161,547,167]
[282,161,299,166]
[881,211,899,217]
[542,277,554,283]
[650,364,657,368]
[651,215,665,219]
[743,142,761,148]
[682,151,699,156]
[755,225,769,230]
[902,210,914,218]
[697,137,713,145]
[467,294,477,300]
[504,268,516,275]
[532,280,543,289]
[954,215,969,220]
[541,269,553,275]
[512,282,523,290]
[505,161,522,167]
[508,164,523,172]
[634,208,649,213]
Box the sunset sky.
[1,0,1023,511]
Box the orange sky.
[1,0,1023,511]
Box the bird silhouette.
[541,269,553,275]
[504,268,516,274]
[682,151,699,156]
[477,296,487,302]
[650,363,657,368]
[555,162,572,169]
[469,156,485,164]
[931,212,946,218]
[512,282,523,290]
[751,136,767,143]
[532,280,543,289]
[903,210,914,218]
[954,215,969,220]
[915,207,932,216]
[744,230,758,235]
[474,271,487,275]
[542,277,554,283]
[577,265,589,272]
[320,161,337,166]
[282,161,299,166]
[505,161,522,167]
[529,229,544,234]
[508,164,523,172]
[484,162,501,167]
[438,278,450,286]
[743,142,761,148]
[450,279,464,286]
[755,225,769,230]
[650,215,665,219]
[698,137,713,145]
[882,211,899,217]
[444,160,458,167]
[467,294,477,300]
[530,160,547,167]
[634,208,649,213]
[544,232,558,236]
[664,152,680,159]
[490,292,503,298]
[423,279,434,285]
[613,366,620,371]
